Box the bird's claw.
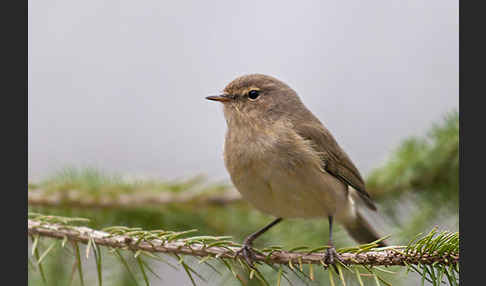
[324,246,344,272]
[235,243,258,268]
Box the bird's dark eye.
[248,90,260,100]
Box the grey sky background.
[28,0,458,183]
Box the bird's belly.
[231,162,348,218]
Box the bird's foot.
[324,245,344,272]
[235,242,258,268]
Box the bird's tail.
[342,211,387,247]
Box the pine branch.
[28,188,241,209]
[28,219,458,267]
[28,169,240,209]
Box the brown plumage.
[206,74,386,267]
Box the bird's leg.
[236,217,282,268]
[324,216,344,268]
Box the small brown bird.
[206,74,385,266]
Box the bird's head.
[206,74,304,126]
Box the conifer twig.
[28,219,459,267]
[28,189,241,209]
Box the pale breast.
[223,121,349,218]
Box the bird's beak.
[205,94,231,102]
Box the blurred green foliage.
[367,110,459,242]
[30,167,231,199]
[368,110,458,204]
[28,110,459,286]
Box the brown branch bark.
[28,220,458,267]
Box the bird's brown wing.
[293,120,377,211]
